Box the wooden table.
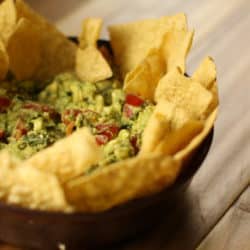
[1,0,250,249]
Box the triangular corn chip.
[76,46,113,83]
[140,100,191,154]
[0,150,19,199]
[124,48,165,100]
[0,40,9,80]
[155,120,204,155]
[0,150,69,211]
[15,0,77,81]
[192,56,217,89]
[155,69,213,119]
[76,17,112,82]
[65,154,181,212]
[0,0,16,44]
[79,18,103,48]
[109,14,187,77]
[7,18,41,80]
[7,164,70,211]
[25,128,103,183]
[161,29,194,74]
[175,108,218,163]
[192,57,219,110]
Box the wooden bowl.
[0,39,214,250]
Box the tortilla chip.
[7,18,41,80]
[192,57,219,110]
[0,40,9,80]
[175,108,218,163]
[0,150,68,211]
[155,120,204,155]
[155,69,214,119]
[192,56,216,89]
[0,150,19,199]
[79,18,103,49]
[209,80,219,109]
[161,29,194,74]
[25,128,103,183]
[76,17,112,82]
[140,112,171,154]
[109,14,187,77]
[124,48,165,100]
[76,46,113,83]
[15,0,77,80]
[140,100,191,154]
[6,165,71,212]
[7,164,70,211]
[65,154,181,212]
[0,0,17,45]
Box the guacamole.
[0,73,154,165]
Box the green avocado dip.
[0,73,154,166]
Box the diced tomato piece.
[130,135,139,154]
[95,124,119,141]
[123,104,133,118]
[66,122,75,136]
[42,106,60,120]
[0,129,5,140]
[125,94,144,107]
[62,109,99,125]
[95,134,109,145]
[62,109,82,125]
[23,102,59,120]
[14,119,28,140]
[0,97,11,112]
[40,105,52,113]
[22,102,40,111]
[95,124,120,145]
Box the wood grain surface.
[198,186,250,250]
[1,0,250,249]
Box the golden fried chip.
[124,48,165,100]
[209,80,219,109]
[76,46,113,83]
[79,18,103,49]
[0,150,19,199]
[192,57,219,110]
[140,100,191,154]
[0,0,17,44]
[65,154,181,212]
[25,128,103,183]
[0,40,9,80]
[0,150,69,211]
[161,29,194,74]
[155,120,204,155]
[15,0,77,80]
[155,69,213,119]
[7,18,41,80]
[192,56,216,89]
[109,14,187,77]
[76,17,112,82]
[140,112,171,154]
[175,108,218,163]
[6,164,70,211]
